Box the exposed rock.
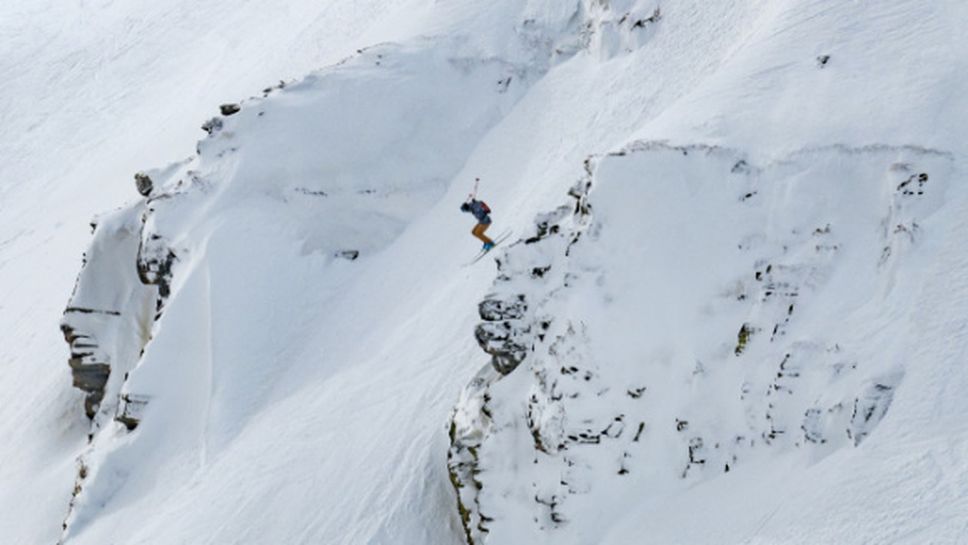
[584,0,663,59]
[62,206,158,420]
[447,365,498,545]
[735,322,753,355]
[134,172,153,197]
[137,229,178,317]
[295,187,328,197]
[201,117,223,135]
[478,295,526,321]
[631,8,661,29]
[116,393,150,430]
[848,374,901,446]
[61,323,110,419]
[474,321,530,374]
[449,177,594,543]
[219,103,241,116]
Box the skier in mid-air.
[461,177,495,251]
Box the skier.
[460,178,495,251]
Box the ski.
[463,230,512,266]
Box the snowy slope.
[3,0,968,544]
[453,143,964,544]
[0,1,438,542]
[447,2,968,542]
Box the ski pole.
[470,177,479,199]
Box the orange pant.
[472,223,493,244]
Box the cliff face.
[449,143,955,543]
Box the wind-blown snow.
[2,1,967,544]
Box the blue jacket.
[465,200,491,224]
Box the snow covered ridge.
[449,141,954,544]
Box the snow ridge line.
[609,139,955,165]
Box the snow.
[0,1,444,542]
[454,142,963,544]
[2,1,967,544]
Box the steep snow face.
[5,0,968,545]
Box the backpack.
[479,200,491,214]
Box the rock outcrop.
[450,178,594,543]
[61,206,157,422]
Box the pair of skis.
[463,230,512,266]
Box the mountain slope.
[3,1,967,544]
[0,0,441,542]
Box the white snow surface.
[2,1,967,544]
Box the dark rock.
[134,172,153,197]
[688,437,706,464]
[337,250,359,260]
[626,386,646,399]
[816,55,831,68]
[61,323,111,419]
[633,422,646,442]
[201,117,223,135]
[295,187,328,197]
[474,322,529,374]
[525,206,570,244]
[847,381,897,445]
[478,296,526,321]
[137,240,177,318]
[531,266,551,278]
[631,8,661,28]
[897,172,929,195]
[735,323,753,355]
[219,103,241,116]
[64,307,121,316]
[116,394,149,430]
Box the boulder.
[219,103,241,116]
[134,172,153,196]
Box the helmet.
[460,202,470,212]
